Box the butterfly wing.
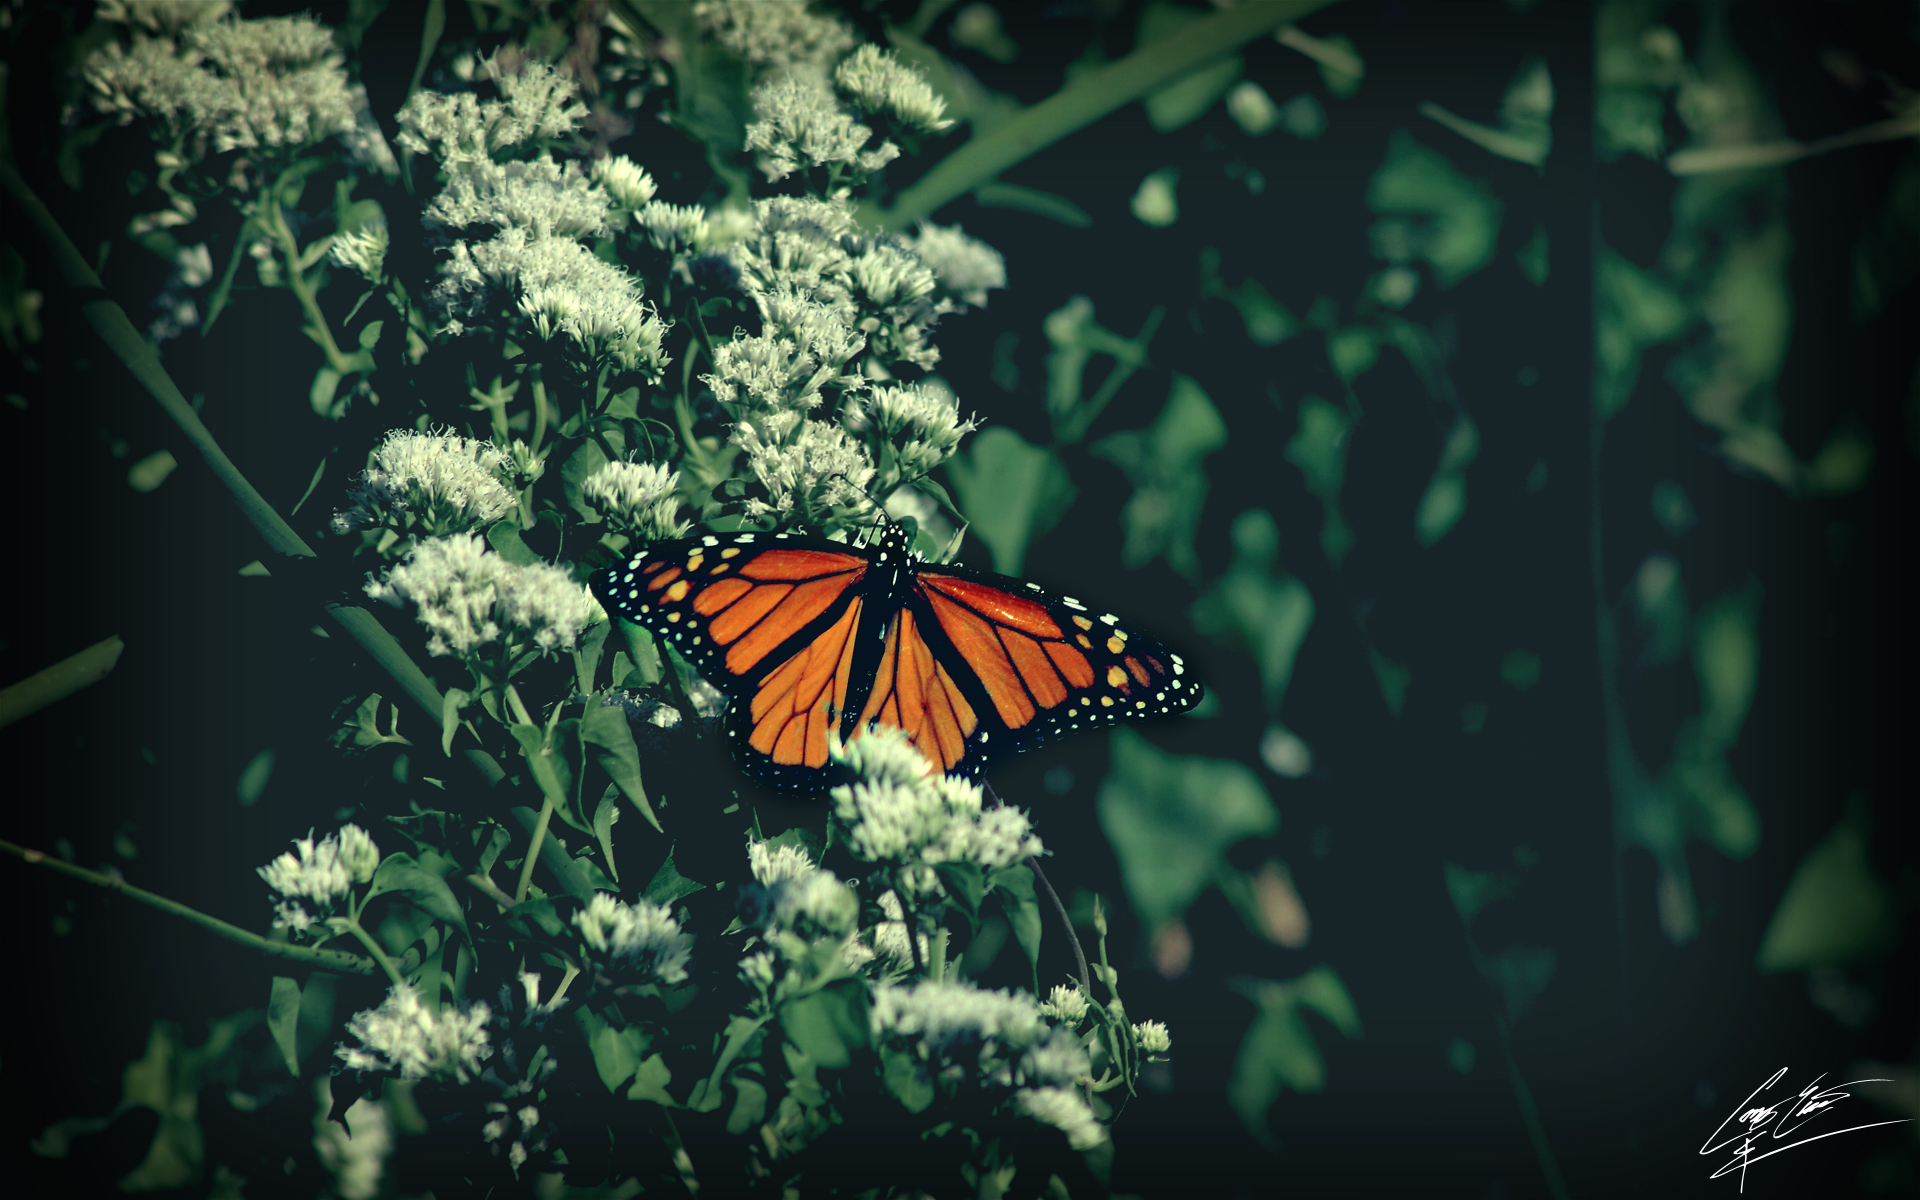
[593,533,876,787]
[879,565,1205,777]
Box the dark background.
[2,1,1915,1197]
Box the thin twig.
[0,635,124,730]
[984,781,1091,995]
[0,838,378,976]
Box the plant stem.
[268,196,353,374]
[0,635,124,730]
[984,780,1092,995]
[1494,1012,1572,1200]
[517,792,558,904]
[873,0,1338,229]
[345,913,409,989]
[0,838,378,976]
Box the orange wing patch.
[739,548,869,581]
[923,587,1035,728]
[853,611,978,772]
[749,600,863,768]
[921,575,1063,639]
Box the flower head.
[868,978,1048,1054]
[331,429,516,538]
[312,1084,391,1200]
[732,413,877,522]
[744,72,898,183]
[328,222,389,283]
[591,154,657,210]
[1039,983,1090,1024]
[904,223,1006,310]
[336,984,493,1083]
[1014,1085,1107,1150]
[258,824,380,904]
[743,841,858,939]
[857,380,978,484]
[581,459,688,541]
[1132,1019,1172,1054]
[572,894,693,983]
[363,534,602,660]
[833,45,954,135]
[829,726,1042,895]
[395,57,585,164]
[693,0,858,71]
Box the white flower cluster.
[745,72,900,185]
[337,984,494,1083]
[258,824,380,934]
[693,0,857,71]
[855,381,979,488]
[869,979,1104,1147]
[581,459,688,542]
[331,429,517,539]
[1039,983,1090,1024]
[744,840,858,939]
[733,412,877,522]
[364,534,603,661]
[97,0,232,34]
[903,223,1007,310]
[1132,1019,1172,1054]
[327,222,389,283]
[833,45,955,135]
[85,13,356,156]
[572,893,693,983]
[400,61,669,377]
[829,727,1043,897]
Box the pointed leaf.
[267,977,302,1076]
[582,701,659,831]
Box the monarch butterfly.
[591,522,1203,792]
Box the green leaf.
[487,519,540,566]
[780,982,867,1070]
[593,786,622,884]
[989,865,1042,990]
[1189,509,1314,716]
[1090,374,1227,582]
[440,687,469,757]
[366,852,469,940]
[934,861,987,921]
[578,1007,649,1093]
[346,694,410,749]
[1414,416,1480,548]
[945,426,1077,577]
[1692,581,1761,752]
[1443,862,1519,927]
[1756,799,1899,972]
[1595,247,1693,421]
[642,847,705,906]
[267,977,302,1076]
[1366,131,1504,288]
[1367,646,1411,717]
[693,1015,770,1111]
[581,701,659,831]
[725,1076,768,1135]
[561,437,613,521]
[356,319,384,351]
[1483,945,1556,1022]
[508,723,574,821]
[1096,729,1279,928]
[626,1053,676,1105]
[1137,3,1244,132]
[309,366,342,418]
[881,1044,936,1113]
[235,749,276,807]
[1284,397,1354,565]
[1227,966,1363,1149]
[574,622,611,697]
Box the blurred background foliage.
[1,0,1917,1196]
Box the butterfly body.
[592,526,1202,792]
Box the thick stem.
[874,0,1339,230]
[345,914,409,989]
[0,838,377,975]
[516,792,558,904]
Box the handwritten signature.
[1702,1067,1911,1191]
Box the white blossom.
[1039,984,1089,1024]
[829,726,1042,894]
[96,0,232,34]
[572,893,693,983]
[1014,1085,1107,1150]
[312,1083,391,1200]
[425,155,613,239]
[833,45,954,134]
[331,429,516,537]
[258,824,380,903]
[868,979,1048,1053]
[744,841,858,938]
[744,72,898,183]
[732,414,877,521]
[1132,1019,1172,1054]
[693,0,858,71]
[581,459,688,541]
[328,223,388,282]
[517,278,670,373]
[904,223,1006,309]
[862,889,928,968]
[636,201,710,253]
[395,58,586,164]
[1019,1028,1093,1088]
[363,534,602,660]
[857,380,978,483]
[336,984,493,1083]
[591,154,657,210]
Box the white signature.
[1701,1067,1911,1192]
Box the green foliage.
[1366,131,1505,288]
[1189,510,1314,716]
[1096,729,1279,929]
[1137,3,1245,133]
[946,427,1077,576]
[1756,799,1900,972]
[1091,374,1227,582]
[1226,967,1363,1149]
